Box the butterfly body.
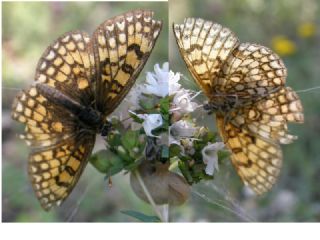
[204,94,239,115]
[36,83,104,134]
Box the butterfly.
[11,9,162,210]
[173,18,304,194]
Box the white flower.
[129,111,163,137]
[201,142,225,176]
[144,62,169,97]
[169,70,181,95]
[142,114,163,137]
[169,120,197,145]
[171,89,199,114]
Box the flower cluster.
[89,62,229,208]
[168,68,229,184]
[169,67,227,184]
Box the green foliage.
[169,124,229,184]
[89,150,124,176]
[120,210,161,222]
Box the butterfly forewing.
[12,10,162,210]
[93,9,162,115]
[173,18,239,97]
[34,31,95,107]
[173,18,304,194]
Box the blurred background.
[2,1,168,222]
[2,0,320,222]
[170,0,320,222]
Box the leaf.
[121,130,139,150]
[129,112,144,124]
[139,94,157,110]
[178,160,194,184]
[169,144,182,157]
[120,210,161,222]
[159,96,170,116]
[218,150,230,163]
[107,131,122,146]
[89,150,124,175]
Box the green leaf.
[218,150,230,163]
[129,112,144,124]
[89,150,124,175]
[159,96,170,116]
[178,160,194,184]
[139,94,156,110]
[121,130,139,150]
[120,210,161,222]
[169,144,182,157]
[107,131,122,147]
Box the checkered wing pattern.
[34,31,95,106]
[12,85,96,210]
[173,18,239,97]
[216,43,287,103]
[93,9,162,115]
[12,10,162,210]
[173,18,304,194]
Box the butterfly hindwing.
[12,85,96,210]
[216,43,287,102]
[230,87,304,144]
[217,115,282,194]
[12,85,76,147]
[29,133,95,210]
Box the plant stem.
[162,204,169,222]
[134,170,165,222]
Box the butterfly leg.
[100,120,113,137]
[203,102,217,115]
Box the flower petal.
[141,114,163,137]
[201,142,225,175]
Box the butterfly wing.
[12,31,97,210]
[174,18,304,194]
[12,86,96,210]
[231,87,304,144]
[216,43,287,103]
[92,9,162,115]
[217,87,303,194]
[173,18,240,97]
[217,114,282,194]
[34,31,95,106]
